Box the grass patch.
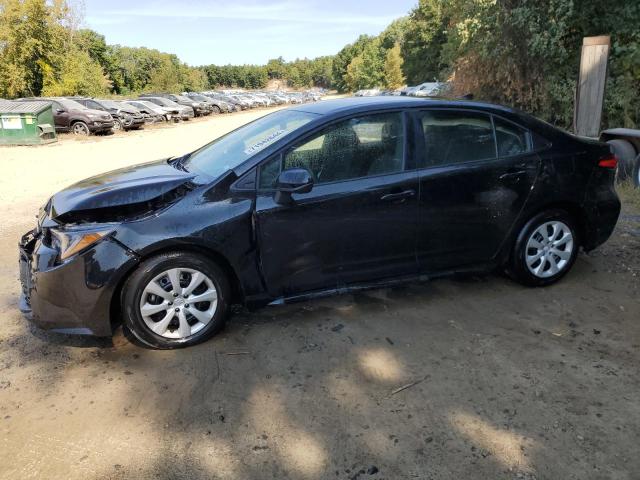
[617,181,640,212]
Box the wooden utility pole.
[574,36,611,138]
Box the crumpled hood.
[49,159,195,220]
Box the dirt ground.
[0,109,639,480]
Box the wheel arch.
[499,201,588,265]
[109,243,245,332]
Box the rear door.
[413,109,540,272]
[254,111,419,297]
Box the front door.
[51,101,70,131]
[254,111,419,298]
[413,109,540,272]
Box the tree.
[344,38,384,91]
[42,46,111,96]
[0,0,55,97]
[401,0,449,85]
[384,42,405,90]
[332,35,374,92]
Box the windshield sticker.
[244,129,286,155]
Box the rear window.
[419,110,495,167]
[493,117,531,157]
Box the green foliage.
[42,46,111,96]
[332,35,375,92]
[0,0,55,97]
[344,38,385,90]
[384,43,405,90]
[401,0,448,85]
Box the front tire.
[71,121,90,136]
[508,210,579,287]
[122,252,230,349]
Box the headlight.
[50,227,114,261]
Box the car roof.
[290,96,519,117]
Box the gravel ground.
[0,110,639,480]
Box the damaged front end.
[18,158,201,335]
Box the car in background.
[18,97,621,349]
[125,100,174,123]
[18,97,114,135]
[401,82,449,97]
[73,98,145,131]
[183,93,230,114]
[119,101,161,124]
[141,93,210,117]
[139,96,194,121]
[201,92,243,111]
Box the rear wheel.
[122,252,230,349]
[71,121,90,136]
[211,105,221,114]
[508,210,579,287]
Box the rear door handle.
[499,170,527,180]
[380,189,416,202]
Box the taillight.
[598,154,618,169]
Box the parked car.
[401,82,448,97]
[125,100,173,123]
[118,101,160,124]
[139,96,194,121]
[183,93,230,114]
[18,97,621,348]
[72,98,145,131]
[203,92,244,111]
[141,93,209,117]
[17,97,114,135]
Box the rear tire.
[508,210,579,287]
[607,139,636,182]
[122,252,230,349]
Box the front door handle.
[380,189,416,202]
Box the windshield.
[174,95,192,102]
[100,100,121,109]
[137,101,157,110]
[57,98,86,110]
[183,110,318,178]
[151,98,177,107]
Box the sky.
[83,0,416,66]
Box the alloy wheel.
[525,221,574,278]
[139,267,218,339]
[72,122,90,135]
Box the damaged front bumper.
[18,228,138,336]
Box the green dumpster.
[0,100,57,145]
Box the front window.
[259,112,405,188]
[57,99,86,110]
[183,110,318,178]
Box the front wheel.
[508,210,579,287]
[71,121,90,136]
[122,252,230,349]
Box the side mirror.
[56,109,66,114]
[274,168,314,205]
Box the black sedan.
[18,97,621,348]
